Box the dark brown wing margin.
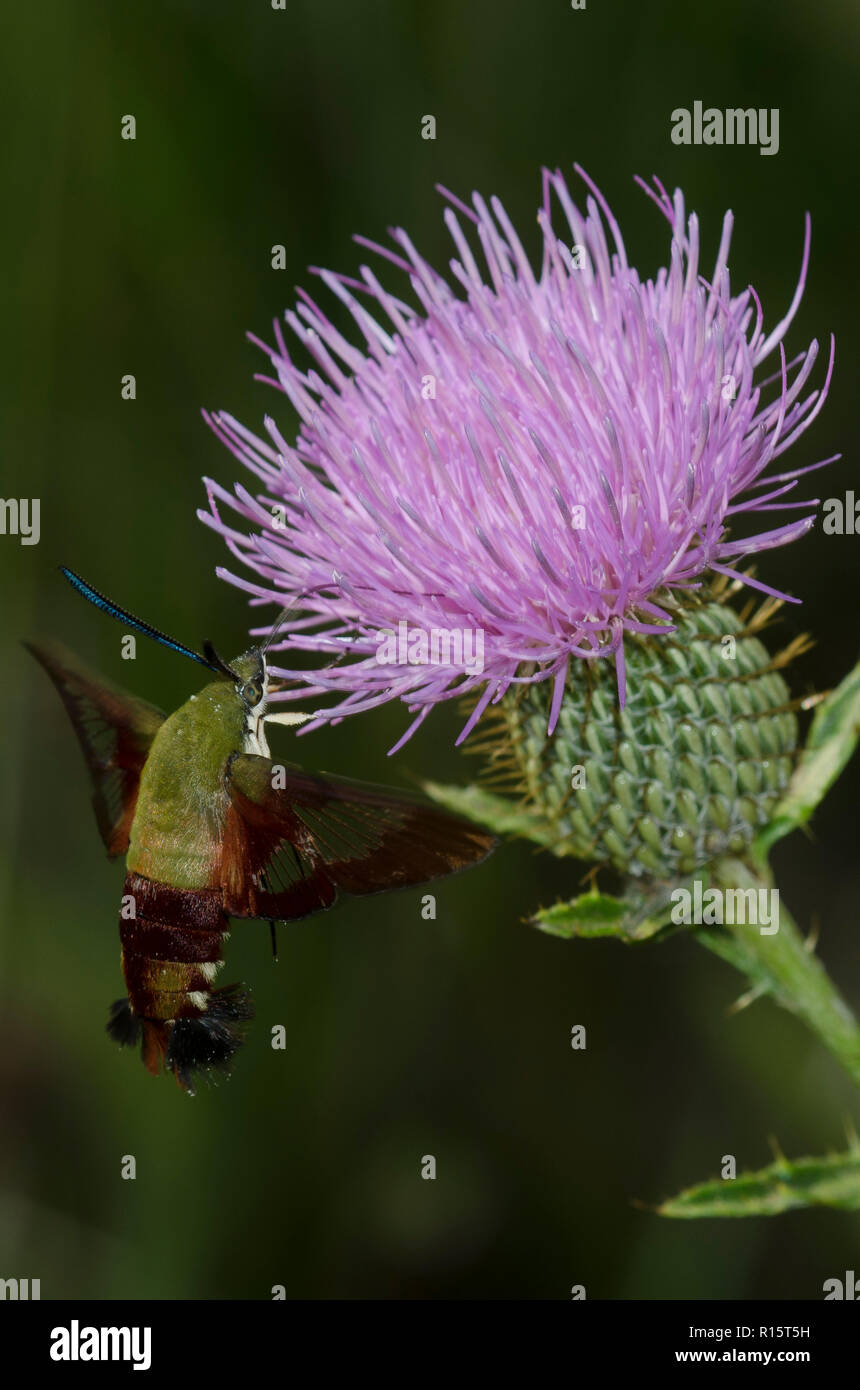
[220,751,495,921]
[26,639,166,857]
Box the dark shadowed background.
[1,0,858,1299]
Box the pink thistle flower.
[199,166,835,749]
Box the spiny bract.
[472,599,802,878]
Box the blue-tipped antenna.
[59,567,221,674]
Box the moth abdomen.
[120,876,225,1022]
[116,872,251,1092]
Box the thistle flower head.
[200,166,834,748]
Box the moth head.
[227,650,268,715]
[216,647,311,733]
[201,644,268,715]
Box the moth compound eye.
[241,681,263,707]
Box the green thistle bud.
[473,597,806,879]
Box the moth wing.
[26,639,167,857]
[220,752,495,920]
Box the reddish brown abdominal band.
[117,874,233,1084]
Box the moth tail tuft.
[105,997,142,1048]
[164,985,255,1095]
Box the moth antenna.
[60,567,221,674]
[202,641,240,681]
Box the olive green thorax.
[126,651,264,890]
[477,602,801,880]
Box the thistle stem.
[695,856,860,1093]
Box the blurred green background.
[2,0,859,1300]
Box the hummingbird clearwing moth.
[27,570,495,1094]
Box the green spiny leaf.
[532,880,691,942]
[533,890,634,939]
[756,656,860,858]
[657,1147,860,1218]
